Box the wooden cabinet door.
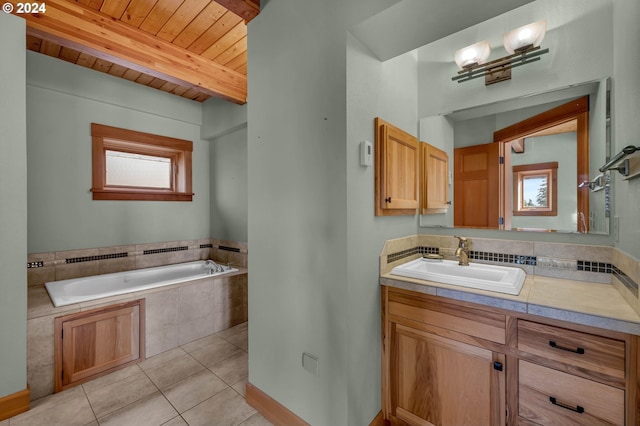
[375,118,419,216]
[421,142,449,214]
[454,143,500,228]
[55,300,145,391]
[390,323,505,426]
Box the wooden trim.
[19,0,247,104]
[493,96,589,143]
[494,96,590,232]
[576,111,590,233]
[90,190,194,201]
[0,387,30,421]
[246,382,309,426]
[91,123,193,201]
[213,0,260,22]
[512,162,558,217]
[91,124,193,152]
[369,410,387,426]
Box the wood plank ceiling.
[17,0,258,103]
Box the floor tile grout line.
[80,384,100,424]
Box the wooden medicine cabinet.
[374,118,419,216]
[373,118,450,216]
[420,142,449,214]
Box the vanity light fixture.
[452,20,549,85]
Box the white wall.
[209,126,248,242]
[202,98,248,243]
[0,13,27,399]
[247,0,416,424]
[612,0,640,256]
[247,1,350,423]
[346,34,419,425]
[26,52,210,253]
[417,0,613,118]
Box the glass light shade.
[454,40,491,69]
[503,20,546,54]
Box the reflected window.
[513,162,557,216]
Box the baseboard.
[0,386,30,421]
[369,410,388,426]
[246,382,309,426]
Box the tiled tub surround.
[26,238,248,401]
[381,235,640,333]
[27,238,248,286]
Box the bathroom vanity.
[380,237,640,426]
[381,284,635,425]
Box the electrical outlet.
[302,352,319,376]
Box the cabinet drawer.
[519,360,624,425]
[517,320,625,381]
[388,289,505,344]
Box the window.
[512,162,557,216]
[91,123,193,201]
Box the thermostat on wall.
[360,140,373,166]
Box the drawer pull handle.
[549,396,584,414]
[549,340,585,354]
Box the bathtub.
[45,260,239,307]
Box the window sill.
[90,189,193,201]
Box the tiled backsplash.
[27,238,248,286]
[380,234,640,315]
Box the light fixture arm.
[452,46,549,84]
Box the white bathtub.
[45,260,239,307]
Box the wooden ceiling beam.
[213,0,260,22]
[19,0,247,104]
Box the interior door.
[454,142,500,228]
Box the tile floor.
[3,322,272,426]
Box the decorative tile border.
[65,252,128,264]
[469,251,537,266]
[219,245,241,253]
[386,246,439,263]
[142,246,188,255]
[578,260,613,274]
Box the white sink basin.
[390,258,526,295]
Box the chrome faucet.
[454,236,470,266]
[204,260,223,274]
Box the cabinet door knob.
[493,361,503,371]
[385,197,392,203]
[549,340,585,355]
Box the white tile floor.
[4,322,272,426]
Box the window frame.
[512,161,558,216]
[91,123,193,201]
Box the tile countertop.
[381,272,640,336]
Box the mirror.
[419,77,611,234]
